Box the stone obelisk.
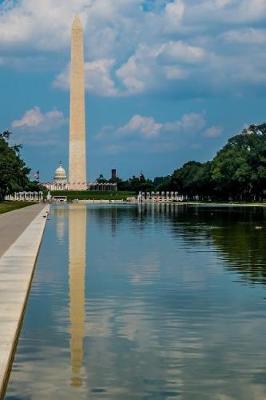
[69,15,87,190]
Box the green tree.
[166,123,266,201]
[169,161,213,199]
[119,174,154,193]
[153,176,172,191]
[0,132,38,200]
[96,174,108,183]
[211,124,266,200]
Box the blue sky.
[0,0,266,182]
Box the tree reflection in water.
[96,204,266,285]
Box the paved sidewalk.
[0,203,49,399]
[0,204,45,258]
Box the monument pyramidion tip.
[72,15,83,30]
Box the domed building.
[44,162,69,191]
[54,163,68,187]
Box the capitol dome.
[54,162,67,183]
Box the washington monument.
[69,15,87,190]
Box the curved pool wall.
[5,203,266,399]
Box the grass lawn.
[0,201,36,215]
[51,190,136,201]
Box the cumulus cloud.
[102,112,206,140]
[0,0,266,97]
[159,41,206,64]
[222,28,266,44]
[118,115,163,137]
[54,39,205,96]
[166,112,207,133]
[95,111,217,154]
[84,59,118,96]
[11,106,67,146]
[187,0,266,24]
[54,59,118,96]
[203,126,223,138]
[116,53,152,95]
[0,0,83,51]
[163,66,188,80]
[12,107,44,129]
[12,106,66,131]
[116,41,206,95]
[162,0,185,33]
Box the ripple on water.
[6,204,266,400]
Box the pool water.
[5,204,266,399]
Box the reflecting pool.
[5,204,266,399]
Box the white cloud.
[116,54,151,95]
[118,115,163,137]
[94,111,226,156]
[11,106,67,146]
[116,41,206,95]
[159,41,206,64]
[54,40,204,96]
[0,0,143,53]
[0,0,266,97]
[236,0,266,23]
[0,0,89,51]
[85,59,118,96]
[164,66,188,80]
[203,126,223,138]
[187,0,266,24]
[222,29,266,44]
[165,112,206,133]
[106,112,206,140]
[0,0,204,99]
[53,67,69,90]
[163,0,185,33]
[54,59,118,97]
[12,107,44,129]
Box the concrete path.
[0,203,49,399]
[0,204,45,258]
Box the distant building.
[111,169,117,180]
[87,182,117,191]
[44,162,117,191]
[45,162,69,191]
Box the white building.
[45,162,69,191]
[44,163,118,192]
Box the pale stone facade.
[45,162,69,191]
[43,17,117,193]
[5,192,44,202]
[69,15,87,190]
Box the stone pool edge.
[0,204,50,399]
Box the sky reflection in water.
[5,204,266,399]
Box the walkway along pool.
[5,204,266,399]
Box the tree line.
[101,123,266,201]
[1,123,266,202]
[0,131,40,201]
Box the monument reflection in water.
[44,204,86,388]
[5,204,266,400]
[68,205,86,387]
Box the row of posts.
[5,192,44,202]
[137,191,186,203]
